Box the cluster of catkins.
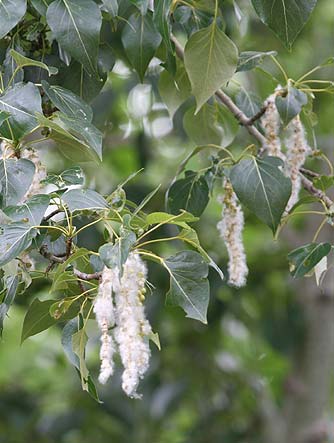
[217,89,311,287]
[261,89,311,211]
[93,252,152,398]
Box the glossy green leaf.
[9,50,58,76]
[275,86,308,126]
[0,158,35,207]
[229,156,292,233]
[42,167,85,188]
[0,0,26,39]
[0,82,42,140]
[164,251,209,323]
[251,0,318,49]
[41,81,93,122]
[21,299,57,343]
[122,12,162,81]
[62,189,109,212]
[4,194,50,226]
[37,114,101,163]
[288,243,331,278]
[237,50,277,72]
[167,171,209,217]
[184,23,238,113]
[46,0,102,76]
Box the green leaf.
[0,82,42,140]
[52,248,91,292]
[236,50,277,72]
[0,275,19,336]
[62,189,109,212]
[251,0,318,49]
[0,158,35,207]
[42,167,85,188]
[177,228,224,281]
[30,0,53,15]
[4,194,50,226]
[313,175,334,192]
[167,171,209,217]
[158,64,191,117]
[0,0,26,39]
[184,23,238,113]
[130,0,149,14]
[21,299,57,343]
[288,243,331,278]
[183,103,238,147]
[275,86,307,126]
[61,318,81,368]
[101,0,118,16]
[46,0,102,76]
[235,89,262,119]
[164,251,209,323]
[36,114,101,163]
[0,195,50,267]
[122,12,162,81]
[153,0,173,53]
[9,49,58,76]
[0,111,11,129]
[99,230,136,271]
[41,81,93,122]
[145,211,198,227]
[0,223,37,267]
[229,156,292,233]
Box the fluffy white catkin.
[285,116,311,211]
[261,93,286,161]
[113,252,152,398]
[22,148,47,198]
[217,179,248,288]
[93,267,117,385]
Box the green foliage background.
[0,1,333,442]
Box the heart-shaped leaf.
[288,243,331,278]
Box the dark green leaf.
[21,299,57,343]
[41,81,93,121]
[237,50,277,72]
[0,158,35,207]
[9,50,58,76]
[46,0,102,76]
[288,243,331,278]
[164,251,209,323]
[167,171,209,217]
[275,86,307,126]
[62,189,109,212]
[0,276,19,335]
[184,23,238,113]
[122,12,162,81]
[0,82,42,140]
[0,223,37,267]
[251,0,318,49]
[229,156,291,233]
[154,0,173,53]
[0,0,26,39]
[30,0,53,15]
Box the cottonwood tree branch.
[171,34,334,209]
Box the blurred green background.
[1,1,334,442]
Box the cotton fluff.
[22,148,47,198]
[113,252,152,398]
[93,266,117,384]
[217,179,248,288]
[261,92,286,160]
[285,116,311,211]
